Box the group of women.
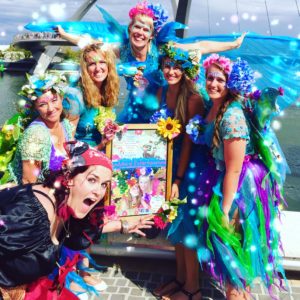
[0,1,288,300]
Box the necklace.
[62,220,70,238]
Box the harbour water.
[0,72,299,211]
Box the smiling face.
[85,50,108,87]
[205,65,228,102]
[138,175,152,194]
[67,165,112,219]
[162,58,184,85]
[34,90,63,125]
[129,16,153,50]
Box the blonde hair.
[206,63,241,148]
[127,184,142,209]
[128,14,154,53]
[80,43,119,108]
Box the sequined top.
[117,39,163,123]
[8,119,73,183]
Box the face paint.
[163,60,182,70]
[90,55,107,67]
[206,71,227,85]
[131,20,152,38]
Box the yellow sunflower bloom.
[157,117,181,140]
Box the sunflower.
[157,117,181,140]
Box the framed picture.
[106,124,173,217]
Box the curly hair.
[80,43,119,108]
[206,62,241,148]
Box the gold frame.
[105,123,173,209]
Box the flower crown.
[18,73,67,101]
[129,1,168,32]
[203,54,255,94]
[203,53,232,74]
[160,43,200,80]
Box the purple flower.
[249,89,262,100]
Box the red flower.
[154,215,167,229]
[278,87,284,96]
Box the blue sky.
[0,0,300,45]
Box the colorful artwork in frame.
[106,124,173,217]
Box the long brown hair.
[174,75,203,126]
[80,43,119,108]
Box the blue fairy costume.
[63,86,102,147]
[117,40,162,123]
[150,43,210,246]
[24,3,186,124]
[195,57,290,298]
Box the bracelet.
[175,175,184,181]
[120,220,130,234]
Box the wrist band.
[120,220,130,234]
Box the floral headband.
[203,53,232,75]
[160,43,200,80]
[204,54,255,94]
[18,73,67,101]
[129,1,168,32]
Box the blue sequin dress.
[117,39,164,124]
[156,87,210,246]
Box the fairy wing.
[156,21,187,44]
[183,32,300,110]
[25,6,127,43]
[96,5,127,41]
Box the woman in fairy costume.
[45,2,245,124]
[194,54,287,300]
[3,73,73,185]
[0,141,153,300]
[151,44,207,300]
[62,42,119,294]
[64,42,119,149]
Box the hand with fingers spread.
[121,215,154,237]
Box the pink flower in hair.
[203,53,232,74]
[129,1,154,19]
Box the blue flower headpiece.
[19,73,67,101]
[160,43,200,80]
[227,58,255,94]
[147,3,168,32]
[129,2,168,33]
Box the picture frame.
[105,124,173,217]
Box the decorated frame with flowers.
[105,124,173,217]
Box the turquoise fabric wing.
[182,32,300,110]
[25,21,126,43]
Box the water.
[0,73,299,211]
